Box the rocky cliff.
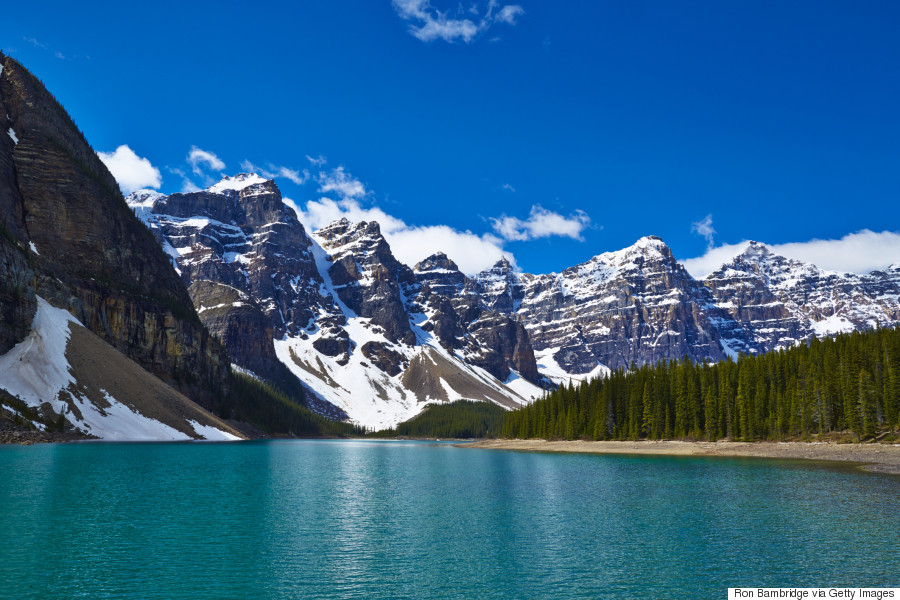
[130,185,545,428]
[0,53,232,434]
[476,238,900,374]
[476,237,730,373]
[130,172,900,428]
[703,241,900,349]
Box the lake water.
[1,440,897,599]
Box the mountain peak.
[739,240,772,257]
[631,235,669,251]
[414,252,460,273]
[616,235,672,259]
[208,173,268,194]
[125,188,165,207]
[482,256,517,275]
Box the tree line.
[371,400,506,439]
[502,326,900,442]
[227,372,365,437]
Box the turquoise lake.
[1,440,897,599]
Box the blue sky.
[3,0,899,275]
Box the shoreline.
[464,439,900,475]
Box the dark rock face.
[133,187,545,424]
[472,256,525,314]
[478,237,727,372]
[360,342,406,377]
[313,335,351,362]
[410,253,542,384]
[466,312,539,382]
[188,280,275,378]
[0,95,36,354]
[0,53,228,409]
[187,279,345,419]
[152,176,326,337]
[703,242,900,349]
[0,239,34,355]
[316,219,417,346]
[414,252,468,297]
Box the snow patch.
[810,314,855,336]
[0,297,79,414]
[188,420,242,441]
[0,297,233,441]
[439,378,464,402]
[8,128,18,145]
[28,241,39,255]
[502,371,543,403]
[534,347,609,387]
[73,390,192,441]
[719,338,739,360]
[208,173,267,194]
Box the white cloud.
[391,226,511,274]
[682,230,900,278]
[21,36,72,60]
[318,166,366,199]
[490,205,591,242]
[306,155,327,167]
[691,214,716,248]
[288,196,512,275]
[23,37,47,49]
[97,145,162,194]
[495,5,525,25]
[681,242,749,279]
[290,197,406,233]
[187,146,225,176]
[501,183,516,193]
[166,167,201,194]
[240,160,310,185]
[392,0,525,43]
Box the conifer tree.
[642,381,653,438]
[859,370,878,439]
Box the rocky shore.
[465,439,900,475]
[0,427,91,445]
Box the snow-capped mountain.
[477,238,900,370]
[129,177,544,429]
[703,241,900,350]
[475,236,731,372]
[128,174,900,429]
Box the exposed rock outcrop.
[478,237,728,372]
[316,219,418,346]
[0,53,229,411]
[703,242,900,348]
[132,189,544,428]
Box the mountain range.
[2,51,898,437]
[127,175,900,428]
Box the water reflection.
[1,441,898,600]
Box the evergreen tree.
[859,371,878,439]
[499,326,899,443]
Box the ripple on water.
[0,440,897,600]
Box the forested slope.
[503,327,900,442]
